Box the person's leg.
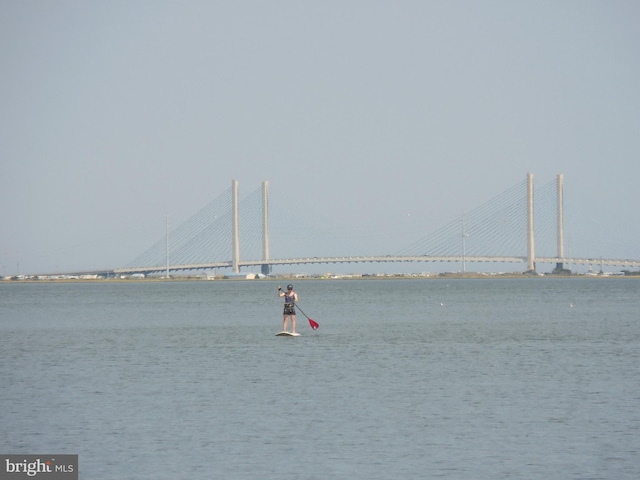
[291,315,296,333]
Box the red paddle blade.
[309,318,319,330]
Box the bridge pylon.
[527,173,535,272]
[555,173,565,272]
[232,180,240,273]
[261,180,271,276]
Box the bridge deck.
[113,255,640,275]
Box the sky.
[1,0,639,275]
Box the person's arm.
[278,286,284,297]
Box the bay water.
[1,278,639,479]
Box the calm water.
[1,278,639,479]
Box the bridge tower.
[232,180,240,273]
[261,180,271,276]
[527,173,535,272]
[556,173,565,271]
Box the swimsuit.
[283,292,296,315]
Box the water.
[1,278,639,479]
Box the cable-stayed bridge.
[115,174,640,276]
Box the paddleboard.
[276,331,301,337]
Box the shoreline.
[2,271,638,283]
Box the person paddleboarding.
[278,284,298,334]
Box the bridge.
[112,173,639,276]
[115,256,640,276]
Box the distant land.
[2,269,639,282]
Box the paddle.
[294,303,319,330]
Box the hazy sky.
[2,1,639,275]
